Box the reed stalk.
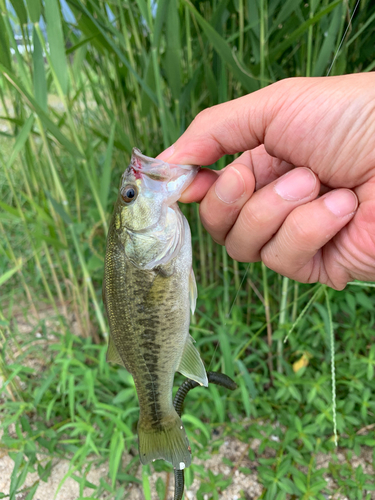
[277,276,289,373]
[262,263,273,381]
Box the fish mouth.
[130,148,199,200]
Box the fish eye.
[121,185,138,204]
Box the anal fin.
[106,336,125,367]
[177,336,208,387]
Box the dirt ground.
[1,433,375,499]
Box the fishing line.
[326,0,361,76]
[323,0,361,449]
[227,263,251,319]
[205,0,361,452]
[206,263,250,372]
[223,0,361,350]
[206,336,220,372]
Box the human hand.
[158,73,375,290]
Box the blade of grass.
[262,263,273,381]
[284,284,323,344]
[32,27,47,112]
[44,0,69,95]
[0,64,83,158]
[25,0,41,23]
[313,3,342,76]
[109,429,125,488]
[277,276,289,373]
[0,259,23,287]
[324,287,337,446]
[0,10,12,71]
[184,0,258,93]
[99,119,116,214]
[142,466,151,500]
[165,0,181,100]
[268,0,342,63]
[6,114,34,168]
[9,0,28,26]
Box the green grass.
[1,0,375,498]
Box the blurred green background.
[1,0,375,499]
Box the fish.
[102,147,208,471]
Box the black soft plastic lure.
[172,372,237,500]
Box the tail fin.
[138,412,191,470]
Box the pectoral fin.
[189,268,197,315]
[177,336,208,387]
[106,337,125,367]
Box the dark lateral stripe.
[143,377,162,424]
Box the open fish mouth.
[129,147,199,201]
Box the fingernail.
[157,144,175,161]
[274,168,316,201]
[215,167,245,204]
[324,189,358,217]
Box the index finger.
[157,96,265,166]
[157,75,365,176]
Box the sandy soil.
[1,432,375,500]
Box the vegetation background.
[1,0,375,498]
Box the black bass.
[102,148,208,470]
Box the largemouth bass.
[103,148,208,470]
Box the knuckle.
[193,108,211,128]
[212,236,225,246]
[226,237,259,263]
[226,241,241,261]
[200,209,220,233]
[261,247,281,273]
[240,202,269,232]
[285,210,313,248]
[200,203,239,232]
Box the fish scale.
[103,148,208,470]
